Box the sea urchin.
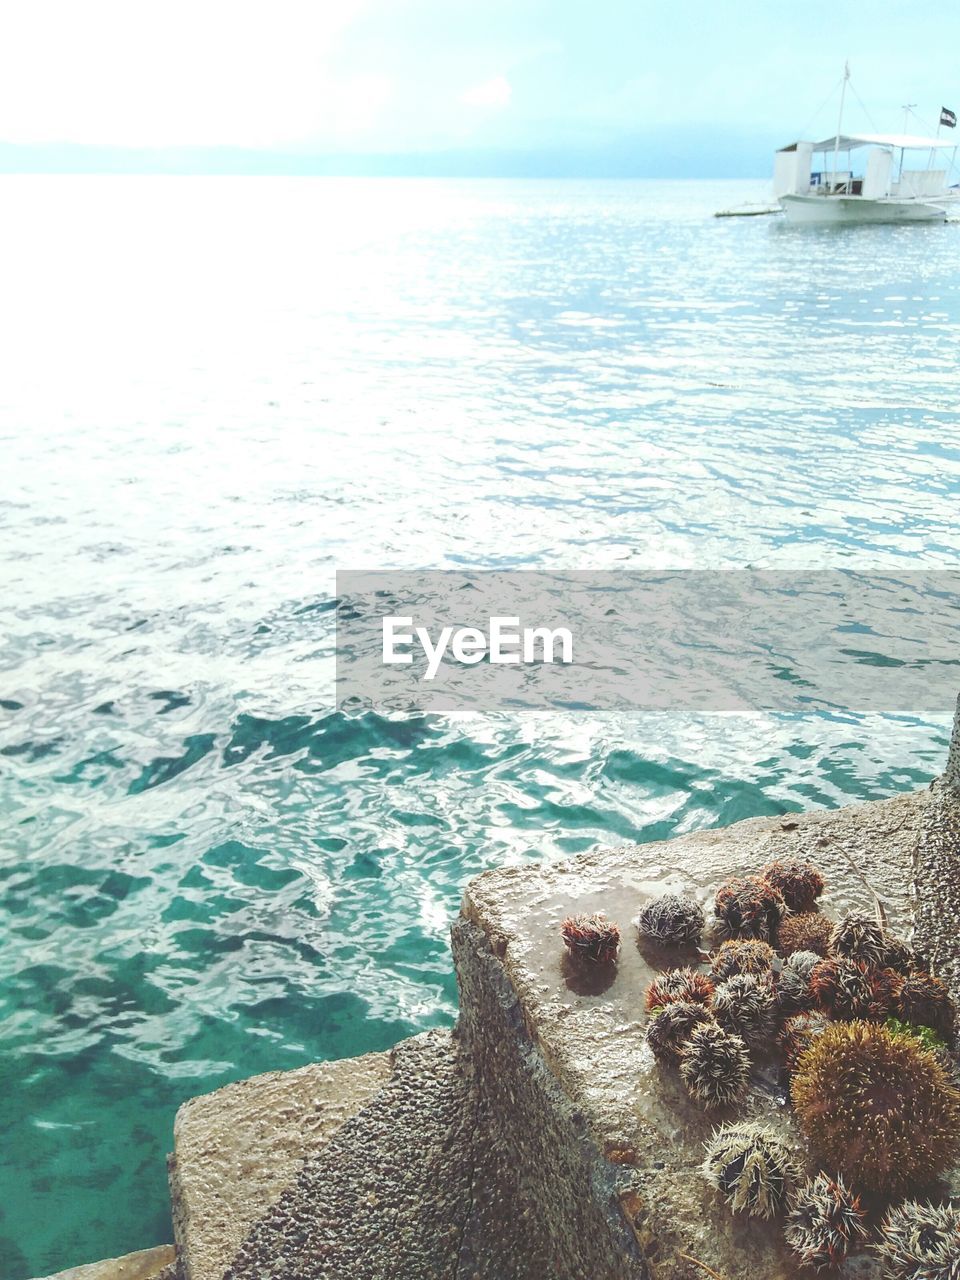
[714,877,786,943]
[783,1173,867,1273]
[679,1022,751,1109]
[712,973,779,1053]
[761,858,825,912]
[809,957,895,1022]
[636,893,705,946]
[776,911,833,958]
[644,966,715,1013]
[875,1199,960,1280]
[791,1020,960,1196]
[560,913,621,964]
[702,1122,797,1219]
[711,939,776,981]
[829,912,888,967]
[645,1001,716,1065]
[893,970,956,1044]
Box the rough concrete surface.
[34,1245,176,1280]
[458,787,954,1280]
[169,1050,391,1280]
[223,1030,475,1280]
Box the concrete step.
[168,1049,391,1280]
[220,1030,475,1280]
[34,1245,176,1280]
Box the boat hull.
[780,194,946,224]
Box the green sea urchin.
[776,911,833,958]
[560,913,621,964]
[636,893,705,946]
[701,1122,798,1219]
[777,950,820,1015]
[712,973,779,1052]
[791,1021,960,1196]
[645,1001,716,1064]
[809,957,895,1021]
[829,912,888,967]
[761,858,825,912]
[679,1022,751,1109]
[783,1173,867,1272]
[711,939,776,981]
[644,966,715,1012]
[714,877,786,943]
[875,1200,960,1280]
[893,970,956,1044]
[779,1011,829,1075]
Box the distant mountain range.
[0,133,780,178]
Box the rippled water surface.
[1,176,959,1276]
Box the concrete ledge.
[168,1051,391,1280]
[455,789,940,1279]
[34,1245,176,1280]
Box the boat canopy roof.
[779,132,957,153]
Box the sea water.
[0,175,958,1276]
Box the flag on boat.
[940,106,957,128]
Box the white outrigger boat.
[773,65,959,225]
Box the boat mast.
[833,61,850,191]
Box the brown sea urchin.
[893,970,956,1044]
[875,1199,960,1280]
[776,911,833,958]
[636,893,705,946]
[783,1173,867,1273]
[713,876,786,943]
[679,1022,751,1109]
[712,973,779,1053]
[701,1122,798,1219]
[809,957,895,1022]
[829,912,888,967]
[645,1001,716,1065]
[644,966,715,1012]
[761,858,825,912]
[710,939,776,981]
[560,913,621,964]
[791,1021,960,1196]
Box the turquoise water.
[0,176,958,1277]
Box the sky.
[1,0,959,176]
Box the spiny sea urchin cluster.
[712,973,779,1052]
[560,912,621,964]
[875,1199,960,1280]
[710,939,776,981]
[791,1021,960,1196]
[644,966,715,1012]
[701,1122,797,1219]
[783,1173,868,1272]
[777,910,833,958]
[645,1001,716,1065]
[761,857,825,912]
[636,893,705,946]
[713,876,786,943]
[777,950,819,1015]
[679,1022,751,1109]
